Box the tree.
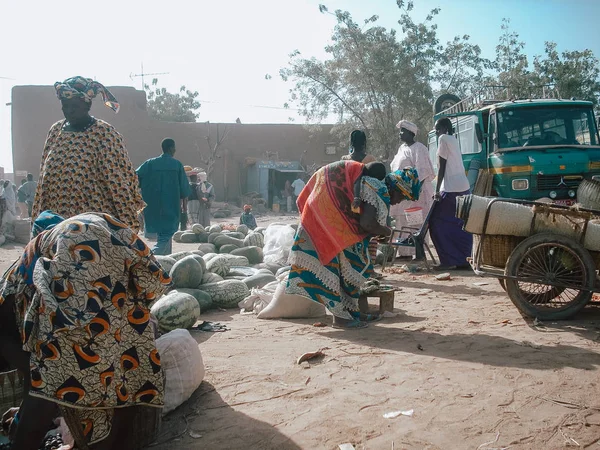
[194,122,231,182]
[145,78,201,122]
[280,2,490,159]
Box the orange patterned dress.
[32,119,144,232]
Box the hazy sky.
[1,0,599,171]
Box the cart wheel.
[499,279,506,291]
[504,233,595,320]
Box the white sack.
[257,280,327,319]
[263,224,296,265]
[238,280,280,314]
[155,329,205,415]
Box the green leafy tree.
[145,78,201,122]
[279,1,490,159]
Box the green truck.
[428,91,600,205]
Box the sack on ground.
[238,280,280,314]
[263,224,296,265]
[155,329,205,415]
[257,280,327,319]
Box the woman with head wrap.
[341,130,377,164]
[239,204,257,230]
[0,211,171,449]
[286,160,421,329]
[196,171,214,227]
[390,120,436,259]
[32,76,144,232]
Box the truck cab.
[428,96,600,204]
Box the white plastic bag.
[155,329,205,415]
[257,280,327,319]
[263,224,296,265]
[238,280,280,314]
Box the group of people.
[286,118,473,329]
[0,174,37,220]
[0,77,183,449]
[0,74,474,448]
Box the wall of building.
[11,86,339,202]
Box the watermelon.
[173,231,185,243]
[220,254,250,267]
[202,253,218,263]
[213,235,244,249]
[192,223,205,234]
[256,268,276,276]
[172,288,213,312]
[198,243,216,254]
[180,232,199,243]
[225,275,246,281]
[170,255,204,289]
[244,232,264,248]
[219,244,238,254]
[150,291,200,331]
[201,272,224,285]
[236,224,249,235]
[197,231,209,243]
[243,272,277,290]
[208,225,222,233]
[254,227,266,235]
[231,246,263,264]
[205,255,231,277]
[229,266,258,277]
[252,263,275,274]
[201,280,251,308]
[169,251,195,261]
[190,254,207,273]
[208,232,222,244]
[155,255,177,274]
[226,232,245,240]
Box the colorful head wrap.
[396,120,418,136]
[385,167,422,202]
[54,76,120,113]
[32,210,65,237]
[243,204,252,212]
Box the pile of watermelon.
[150,224,284,332]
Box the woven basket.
[0,370,24,413]
[472,234,525,268]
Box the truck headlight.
[568,190,576,198]
[512,179,529,190]
[549,191,558,199]
[593,175,600,181]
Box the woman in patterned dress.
[32,77,144,232]
[0,211,171,449]
[286,161,421,329]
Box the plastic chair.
[382,201,438,270]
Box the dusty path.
[2,217,600,449]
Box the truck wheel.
[504,233,594,320]
[433,94,461,114]
[577,179,600,209]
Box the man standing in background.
[137,138,190,255]
[291,175,305,213]
[18,173,37,218]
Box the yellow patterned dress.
[0,213,171,445]
[32,119,144,232]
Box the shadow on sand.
[151,382,302,450]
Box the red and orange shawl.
[297,160,367,264]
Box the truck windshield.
[497,106,598,149]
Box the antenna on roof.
[129,63,170,90]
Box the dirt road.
[2,216,600,449]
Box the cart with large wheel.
[470,198,600,320]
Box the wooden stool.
[358,289,395,314]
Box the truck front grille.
[536,175,582,191]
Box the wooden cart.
[471,198,600,320]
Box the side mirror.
[475,125,483,144]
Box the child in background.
[240,204,257,230]
[351,162,387,213]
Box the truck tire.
[577,179,600,210]
[433,94,461,114]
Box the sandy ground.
[2,213,600,449]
